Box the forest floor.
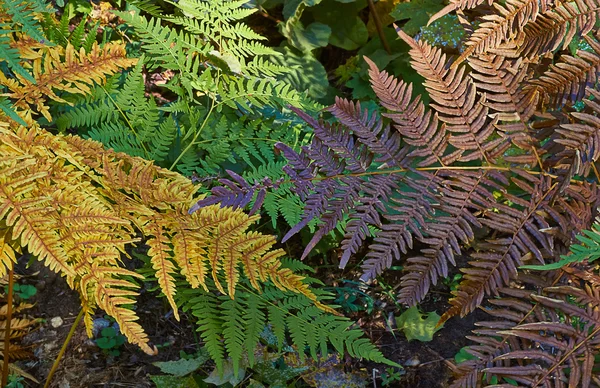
[13,251,482,388]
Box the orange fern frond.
[0,42,137,122]
[0,122,332,354]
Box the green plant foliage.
[153,351,210,377]
[53,0,320,230]
[95,327,127,356]
[177,276,397,376]
[380,367,404,386]
[395,307,444,342]
[150,375,200,388]
[11,284,37,300]
[390,0,445,35]
[522,219,600,270]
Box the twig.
[367,0,391,54]
[1,265,14,387]
[44,308,85,388]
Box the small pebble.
[405,357,421,367]
[50,316,63,328]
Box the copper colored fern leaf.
[555,88,600,177]
[468,54,539,149]
[399,29,510,164]
[512,0,600,59]
[527,35,600,110]
[361,171,438,280]
[365,56,461,167]
[443,171,558,321]
[399,170,507,306]
[454,0,555,66]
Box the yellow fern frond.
[0,42,137,122]
[0,123,332,355]
[0,228,17,278]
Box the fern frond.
[468,53,538,148]
[454,0,554,65]
[0,42,137,122]
[399,170,507,306]
[399,30,510,163]
[442,171,559,321]
[513,0,600,59]
[178,279,396,373]
[2,0,52,43]
[527,35,600,109]
[113,11,199,71]
[0,123,331,356]
[451,268,600,388]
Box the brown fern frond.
[512,0,600,60]
[481,268,600,388]
[468,54,539,148]
[448,273,553,388]
[443,171,558,321]
[361,171,438,280]
[399,29,510,164]
[454,0,555,66]
[365,56,461,167]
[554,88,600,177]
[0,42,137,122]
[526,35,600,110]
[399,170,507,306]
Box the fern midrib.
[450,181,558,317]
[412,40,492,165]
[402,171,487,304]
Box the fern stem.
[43,308,84,388]
[101,84,151,158]
[169,90,217,171]
[307,165,562,183]
[367,0,391,54]
[1,265,14,387]
[533,316,600,387]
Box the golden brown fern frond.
[468,54,539,149]
[510,0,600,60]
[0,42,137,123]
[526,35,600,110]
[398,29,510,164]
[454,0,555,66]
[0,123,333,355]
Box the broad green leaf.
[390,0,445,35]
[150,375,200,388]
[281,21,331,53]
[454,347,476,364]
[312,1,368,50]
[204,360,246,386]
[271,46,328,100]
[153,354,210,377]
[395,306,444,342]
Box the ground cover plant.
[3,0,600,387]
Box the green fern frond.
[178,276,396,373]
[0,29,35,83]
[2,0,53,43]
[114,11,201,71]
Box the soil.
[11,252,483,388]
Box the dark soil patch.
[15,261,200,388]
[12,249,484,388]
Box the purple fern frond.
[188,170,275,215]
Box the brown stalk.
[1,265,14,387]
